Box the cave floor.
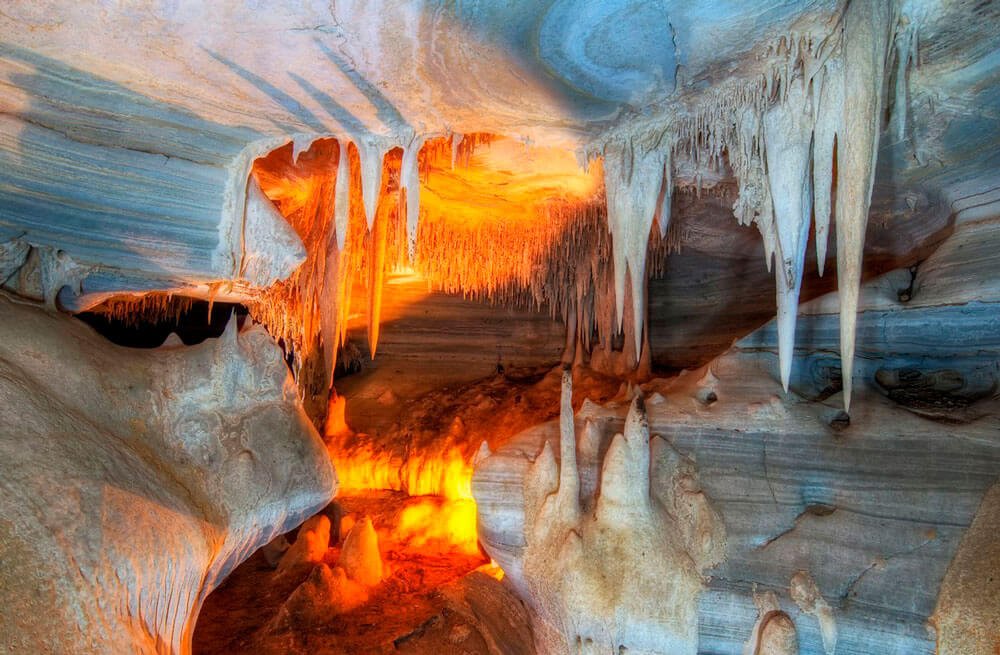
[193,491,498,655]
[192,364,629,655]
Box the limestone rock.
[474,215,1000,655]
[933,481,1000,655]
[0,294,336,654]
[273,564,369,627]
[276,514,332,576]
[339,516,384,587]
[476,373,725,654]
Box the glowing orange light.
[329,441,481,556]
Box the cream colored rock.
[339,516,384,587]
[789,572,836,655]
[0,294,336,655]
[933,481,1000,655]
[276,514,332,575]
[478,372,725,655]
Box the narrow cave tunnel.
[1,2,999,655]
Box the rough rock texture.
[474,215,1000,654]
[391,572,536,655]
[0,294,336,654]
[509,376,725,655]
[932,481,1000,655]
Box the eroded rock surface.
[476,370,725,654]
[0,294,335,654]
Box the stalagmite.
[835,0,894,411]
[475,386,724,654]
[556,368,580,523]
[763,81,814,391]
[340,517,384,587]
[334,139,351,251]
[358,138,387,230]
[603,140,663,359]
[596,396,651,521]
[812,58,844,276]
[400,134,425,259]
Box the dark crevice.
[76,298,249,348]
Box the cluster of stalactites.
[246,129,677,409]
[599,0,911,409]
[89,294,196,327]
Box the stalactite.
[358,138,388,230]
[400,133,425,260]
[603,139,664,357]
[835,0,894,411]
[91,294,196,326]
[607,0,907,408]
[334,139,351,251]
[215,3,908,417]
[367,188,390,359]
[656,149,674,239]
[763,80,814,391]
[812,58,843,276]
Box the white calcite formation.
[0,294,336,654]
[0,2,998,650]
[476,370,725,654]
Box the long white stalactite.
[763,80,814,392]
[834,0,894,411]
[603,139,663,358]
[400,133,424,260]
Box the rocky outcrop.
[0,294,336,654]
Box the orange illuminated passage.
[329,440,482,557]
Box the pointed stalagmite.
[556,368,580,522]
[596,395,650,520]
[526,439,558,520]
[340,517,384,587]
[835,0,893,411]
